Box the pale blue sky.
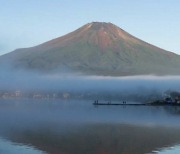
[0,0,180,55]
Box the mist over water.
[1,100,180,154]
[0,66,180,94]
[1,67,180,154]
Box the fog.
[0,68,180,154]
[0,65,180,101]
[0,68,180,90]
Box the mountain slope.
[1,22,180,76]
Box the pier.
[93,101,180,106]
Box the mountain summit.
[1,22,180,76]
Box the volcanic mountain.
[1,22,180,76]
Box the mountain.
[1,22,180,76]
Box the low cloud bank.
[0,66,180,101]
[0,68,180,91]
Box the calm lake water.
[0,99,180,154]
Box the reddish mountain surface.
[1,22,180,76]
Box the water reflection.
[0,99,180,154]
[7,124,180,154]
[0,137,46,154]
[151,145,180,154]
[162,106,180,116]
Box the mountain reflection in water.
[0,99,180,154]
[150,145,180,154]
[0,137,46,154]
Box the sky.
[0,0,180,55]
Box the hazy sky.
[0,0,180,55]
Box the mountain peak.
[77,22,137,50]
[1,22,180,76]
[88,21,114,27]
[84,22,119,31]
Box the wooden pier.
[93,102,180,106]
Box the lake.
[0,99,180,154]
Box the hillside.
[1,22,180,76]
